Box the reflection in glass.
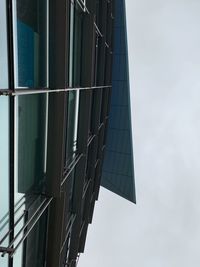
[66,3,83,164]
[15,0,47,88]
[16,94,47,198]
[0,0,8,88]
[0,97,9,267]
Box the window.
[14,0,48,88]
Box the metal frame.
[6,0,15,265]
[0,197,53,257]
[1,0,115,266]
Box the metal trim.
[0,85,111,96]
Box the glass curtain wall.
[65,2,83,165]
[15,0,47,88]
[0,97,9,267]
[7,1,50,266]
[0,1,10,266]
[14,0,48,201]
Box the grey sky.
[80,0,200,266]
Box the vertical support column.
[46,0,69,197]
[68,1,96,262]
[77,13,95,154]
[46,1,70,266]
[6,0,15,266]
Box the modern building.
[0,0,135,266]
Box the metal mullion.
[6,0,15,265]
[46,0,69,196]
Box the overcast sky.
[80,0,200,266]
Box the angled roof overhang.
[101,0,136,203]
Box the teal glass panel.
[0,0,8,89]
[15,94,47,199]
[15,0,47,87]
[0,97,9,267]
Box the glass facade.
[16,94,47,195]
[0,0,9,89]
[0,97,9,267]
[65,2,82,165]
[15,0,48,88]
[0,0,135,266]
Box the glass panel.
[66,92,79,163]
[65,3,83,164]
[15,94,47,204]
[0,0,9,88]
[14,0,48,88]
[89,33,99,133]
[0,97,9,267]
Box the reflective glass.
[14,0,48,88]
[0,0,9,89]
[65,3,83,164]
[0,97,9,267]
[15,94,47,210]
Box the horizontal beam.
[0,85,111,96]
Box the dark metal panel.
[71,155,86,213]
[68,8,97,264]
[93,159,100,200]
[68,213,82,261]
[88,192,96,223]
[95,145,106,200]
[86,135,98,181]
[46,0,70,197]
[49,0,69,88]
[98,0,108,36]
[77,90,92,154]
[86,0,96,14]
[46,93,67,197]
[78,222,89,253]
[77,13,96,153]
[97,123,105,160]
[46,194,65,267]
[82,180,92,222]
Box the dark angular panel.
[101,0,136,203]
